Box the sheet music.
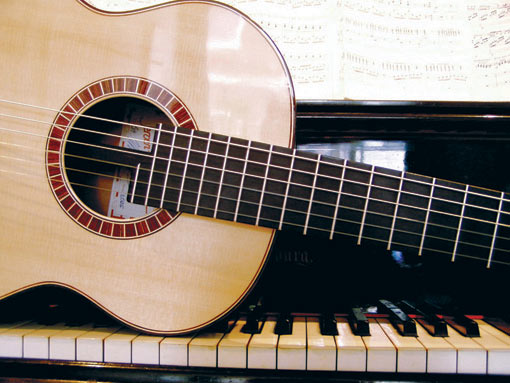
[87,0,510,101]
[467,0,510,100]
[222,0,342,99]
[341,0,472,100]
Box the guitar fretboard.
[129,125,510,268]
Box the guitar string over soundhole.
[46,76,197,239]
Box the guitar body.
[0,0,294,334]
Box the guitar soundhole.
[64,97,171,219]
[47,76,197,238]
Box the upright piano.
[1,100,510,383]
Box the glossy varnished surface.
[0,0,294,334]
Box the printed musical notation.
[88,0,510,101]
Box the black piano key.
[484,317,510,336]
[241,297,264,334]
[274,312,293,335]
[319,313,338,336]
[400,300,448,337]
[209,316,236,334]
[444,314,480,337]
[378,299,417,337]
[349,307,370,336]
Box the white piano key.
[132,334,164,365]
[277,316,306,370]
[444,324,486,374]
[188,331,224,367]
[160,334,195,366]
[23,323,69,359]
[247,317,278,370]
[217,319,251,368]
[0,322,44,358]
[472,320,510,375]
[104,328,138,363]
[377,318,426,373]
[76,326,120,362]
[306,316,336,371]
[414,322,456,374]
[363,319,396,372]
[49,325,94,361]
[334,317,366,372]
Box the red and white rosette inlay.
[46,76,196,239]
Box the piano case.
[1,100,510,383]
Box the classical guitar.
[0,0,508,335]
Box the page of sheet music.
[86,0,510,101]
[467,0,510,100]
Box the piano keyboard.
[2,315,510,376]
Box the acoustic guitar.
[0,0,508,335]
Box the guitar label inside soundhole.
[46,76,197,238]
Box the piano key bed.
[2,313,510,382]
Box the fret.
[487,192,505,268]
[305,157,341,237]
[176,130,194,212]
[213,137,231,219]
[257,146,292,229]
[362,167,401,245]
[451,184,469,262]
[129,163,141,204]
[419,177,436,256]
[491,196,510,266]
[212,137,246,222]
[387,171,404,250]
[215,170,242,222]
[330,160,346,240]
[255,145,273,226]
[279,152,296,231]
[357,165,375,245]
[160,126,178,208]
[303,155,321,235]
[420,179,466,256]
[194,132,212,215]
[146,129,173,208]
[233,140,251,223]
[161,128,192,212]
[280,151,318,231]
[236,141,269,225]
[177,132,208,214]
[196,133,229,218]
[144,124,162,206]
[331,161,372,238]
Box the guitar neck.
[131,125,510,268]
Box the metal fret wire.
[4,143,508,264]
[1,103,509,210]
[53,159,510,258]
[54,132,510,232]
[62,174,510,266]
[1,109,509,211]
[1,102,509,261]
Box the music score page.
[89,0,510,101]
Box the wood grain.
[0,0,294,334]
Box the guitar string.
[2,120,510,240]
[58,158,508,249]
[17,125,510,237]
[6,162,507,265]
[0,100,508,207]
[1,112,508,223]
[4,143,509,258]
[1,103,509,241]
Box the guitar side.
[0,0,295,334]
